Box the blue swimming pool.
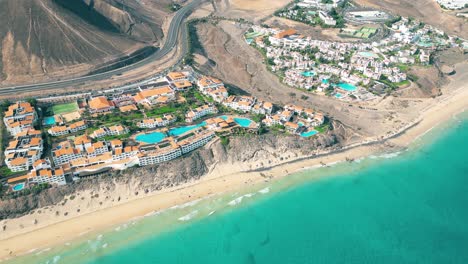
[335,93,343,98]
[12,183,25,192]
[322,79,329,84]
[234,117,253,127]
[44,116,56,126]
[301,71,315,77]
[220,116,254,128]
[300,130,318,137]
[168,121,207,136]
[358,51,379,58]
[337,83,356,91]
[135,131,166,144]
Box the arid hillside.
[354,0,468,39]
[0,0,171,85]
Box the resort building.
[138,138,182,166]
[74,135,92,152]
[86,141,110,157]
[88,96,115,114]
[28,159,68,185]
[166,71,190,82]
[318,11,336,26]
[274,29,297,39]
[111,94,136,108]
[278,110,294,122]
[90,125,129,139]
[185,104,218,123]
[205,117,231,131]
[223,96,257,112]
[178,129,215,154]
[252,101,274,115]
[197,76,224,91]
[52,141,83,166]
[204,86,229,103]
[137,114,176,129]
[113,146,139,161]
[263,114,283,127]
[284,122,300,133]
[133,86,176,107]
[48,120,87,136]
[138,129,215,166]
[119,104,139,113]
[3,101,37,136]
[171,80,193,91]
[4,129,43,172]
[166,72,193,91]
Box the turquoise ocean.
[7,112,468,264]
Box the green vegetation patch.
[52,102,79,115]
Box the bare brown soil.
[212,0,291,22]
[0,0,172,85]
[354,0,468,39]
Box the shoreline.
[1,77,467,261]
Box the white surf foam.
[258,187,270,194]
[52,255,61,263]
[178,210,199,221]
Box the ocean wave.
[52,255,61,263]
[228,193,255,206]
[170,200,199,210]
[35,248,51,255]
[378,152,402,159]
[258,187,270,194]
[208,211,216,216]
[102,243,108,248]
[228,196,244,206]
[178,210,199,221]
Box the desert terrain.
[0,0,173,85]
[354,0,468,39]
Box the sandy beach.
[0,65,467,261]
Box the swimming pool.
[135,131,166,144]
[300,130,318,137]
[44,116,56,126]
[12,183,25,192]
[337,83,356,91]
[358,51,379,58]
[234,117,253,128]
[220,116,254,128]
[322,79,329,84]
[168,122,207,136]
[301,71,315,77]
[335,93,343,98]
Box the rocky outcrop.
[0,123,344,219]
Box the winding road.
[0,0,203,96]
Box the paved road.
[0,0,202,96]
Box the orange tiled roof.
[89,97,113,110]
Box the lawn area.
[52,102,79,115]
[146,105,180,117]
[0,167,19,177]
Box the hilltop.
[0,0,171,85]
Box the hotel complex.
[3,69,325,191]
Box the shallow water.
[7,112,468,264]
